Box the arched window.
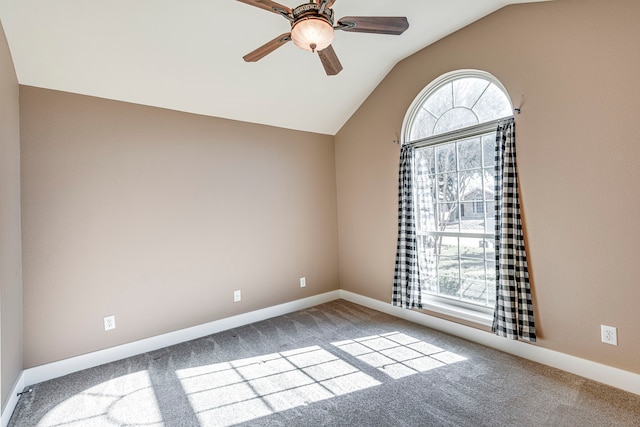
[402,70,513,320]
[405,70,512,141]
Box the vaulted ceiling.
[0,0,548,135]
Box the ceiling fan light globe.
[291,18,334,52]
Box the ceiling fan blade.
[236,0,292,16]
[318,45,343,76]
[337,16,409,35]
[243,33,291,62]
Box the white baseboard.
[1,371,25,427]
[22,290,341,387]
[338,290,640,396]
[5,288,639,426]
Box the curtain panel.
[392,145,423,309]
[492,118,537,342]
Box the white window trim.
[422,296,494,327]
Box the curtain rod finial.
[515,94,525,114]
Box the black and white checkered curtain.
[392,145,423,309]
[492,118,536,342]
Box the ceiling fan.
[237,0,409,76]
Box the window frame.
[401,70,514,327]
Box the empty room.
[1,0,639,425]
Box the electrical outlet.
[104,315,116,331]
[300,277,306,288]
[234,290,241,302]
[601,325,617,346]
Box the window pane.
[460,240,485,283]
[485,250,497,306]
[461,213,484,234]
[415,149,437,232]
[416,199,436,232]
[436,173,458,202]
[435,143,456,173]
[437,236,459,298]
[416,171,435,194]
[437,237,458,273]
[459,169,483,201]
[487,288,496,306]
[416,146,436,175]
[458,138,481,170]
[416,195,436,233]
[483,168,494,198]
[461,239,485,259]
[434,108,478,134]
[453,78,490,109]
[486,262,497,306]
[410,108,438,140]
[482,134,495,168]
[423,82,453,118]
[437,256,459,278]
[473,83,512,122]
[437,203,459,231]
[417,235,437,290]
[460,279,488,304]
[485,259,496,282]
[485,201,495,232]
[439,236,459,255]
[438,277,460,299]
[459,168,483,234]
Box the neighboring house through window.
[402,70,513,324]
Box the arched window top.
[403,70,513,143]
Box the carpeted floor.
[9,300,640,426]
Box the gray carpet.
[9,300,640,426]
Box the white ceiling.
[0,0,547,135]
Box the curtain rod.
[401,117,511,148]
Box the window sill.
[419,299,494,329]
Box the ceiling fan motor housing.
[292,3,335,26]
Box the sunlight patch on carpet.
[176,346,381,427]
[332,332,467,379]
[37,370,164,427]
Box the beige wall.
[0,19,23,407]
[336,0,640,374]
[20,87,339,367]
